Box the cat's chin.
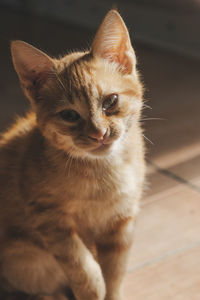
[89,143,112,155]
[76,135,124,159]
[65,143,114,160]
[87,140,122,158]
[65,136,124,159]
[63,144,111,160]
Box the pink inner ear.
[101,38,133,75]
[91,10,135,75]
[11,41,54,87]
[21,60,54,87]
[19,56,54,87]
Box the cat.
[0,9,145,300]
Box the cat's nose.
[88,128,107,142]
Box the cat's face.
[11,10,143,159]
[36,54,142,158]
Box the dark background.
[0,1,200,166]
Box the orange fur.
[0,10,145,300]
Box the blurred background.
[0,1,200,299]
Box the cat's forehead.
[60,52,87,69]
[58,52,129,105]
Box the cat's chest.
[63,160,137,200]
[61,161,140,231]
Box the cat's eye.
[59,110,81,122]
[102,94,118,112]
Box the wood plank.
[168,155,200,189]
[124,245,200,300]
[129,186,200,270]
[143,170,179,204]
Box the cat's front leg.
[0,240,67,295]
[55,232,106,300]
[97,217,135,300]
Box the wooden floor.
[1,7,200,300]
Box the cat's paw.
[79,252,106,300]
[89,262,106,300]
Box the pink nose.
[88,128,107,142]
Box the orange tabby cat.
[0,10,145,300]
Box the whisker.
[143,104,152,110]
[64,149,75,177]
[143,134,154,145]
[48,70,68,94]
[141,117,166,121]
[56,73,67,93]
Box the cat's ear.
[11,40,54,88]
[91,10,136,75]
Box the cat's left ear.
[91,10,136,75]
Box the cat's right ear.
[11,40,54,89]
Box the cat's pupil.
[59,110,80,122]
[103,94,118,111]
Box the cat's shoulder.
[0,112,38,171]
[0,111,36,147]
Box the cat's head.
[11,10,143,159]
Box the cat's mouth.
[90,142,112,154]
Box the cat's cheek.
[54,133,73,150]
[42,124,74,151]
[110,134,125,156]
[124,115,135,131]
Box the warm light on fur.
[0,10,145,300]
